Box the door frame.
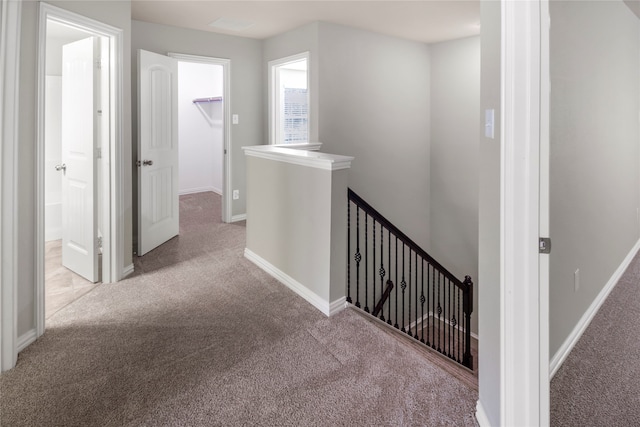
[0,0,23,372]
[475,0,550,425]
[168,53,232,223]
[35,3,125,336]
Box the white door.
[60,37,100,282]
[137,49,179,256]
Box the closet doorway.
[170,54,231,222]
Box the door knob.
[54,164,66,172]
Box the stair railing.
[347,188,474,369]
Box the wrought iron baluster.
[463,275,474,369]
[372,220,376,313]
[420,259,425,344]
[379,224,385,321]
[347,201,351,304]
[364,214,369,313]
[437,272,442,353]
[426,263,431,347]
[448,279,452,358]
[432,266,436,349]
[407,249,412,337]
[457,286,461,363]
[394,237,399,329]
[413,252,418,339]
[401,244,406,333]
[387,229,392,325]
[355,206,361,308]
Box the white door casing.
[138,49,179,256]
[61,36,99,283]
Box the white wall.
[177,61,223,195]
[317,22,432,250]
[429,36,480,332]
[549,0,640,358]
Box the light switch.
[485,109,495,139]
[232,114,239,125]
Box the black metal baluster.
[426,264,431,347]
[364,214,369,313]
[347,201,352,304]
[372,220,376,313]
[407,249,412,337]
[387,229,392,325]
[437,272,442,353]
[463,275,474,369]
[355,207,361,308]
[456,286,461,363]
[420,259,425,343]
[448,279,452,358]
[431,265,436,349]
[378,225,385,321]
[413,252,422,339]
[394,237,399,329]
[401,244,406,333]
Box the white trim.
[122,263,135,279]
[273,142,322,151]
[168,53,233,223]
[242,145,354,171]
[329,297,347,316]
[244,248,334,317]
[475,401,492,427]
[231,213,247,222]
[36,3,125,339]
[550,239,640,378]
[268,51,310,145]
[498,0,547,425]
[179,187,222,196]
[0,0,22,372]
[17,330,38,353]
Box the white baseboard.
[231,213,246,222]
[179,187,221,196]
[329,297,347,316]
[244,248,340,317]
[550,238,640,378]
[17,329,37,352]
[122,263,134,279]
[475,400,492,427]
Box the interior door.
[60,37,99,282]
[137,49,179,256]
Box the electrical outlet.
[233,190,239,200]
[574,268,580,292]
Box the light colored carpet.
[1,192,478,426]
[551,251,640,426]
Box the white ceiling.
[131,1,481,44]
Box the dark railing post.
[462,275,474,369]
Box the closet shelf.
[192,96,223,104]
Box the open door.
[137,50,179,256]
[60,36,100,283]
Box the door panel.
[138,50,179,256]
[61,37,99,283]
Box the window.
[269,52,309,144]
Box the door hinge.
[539,237,551,254]
[96,59,102,69]
[97,236,103,251]
[97,148,102,159]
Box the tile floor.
[45,240,99,320]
